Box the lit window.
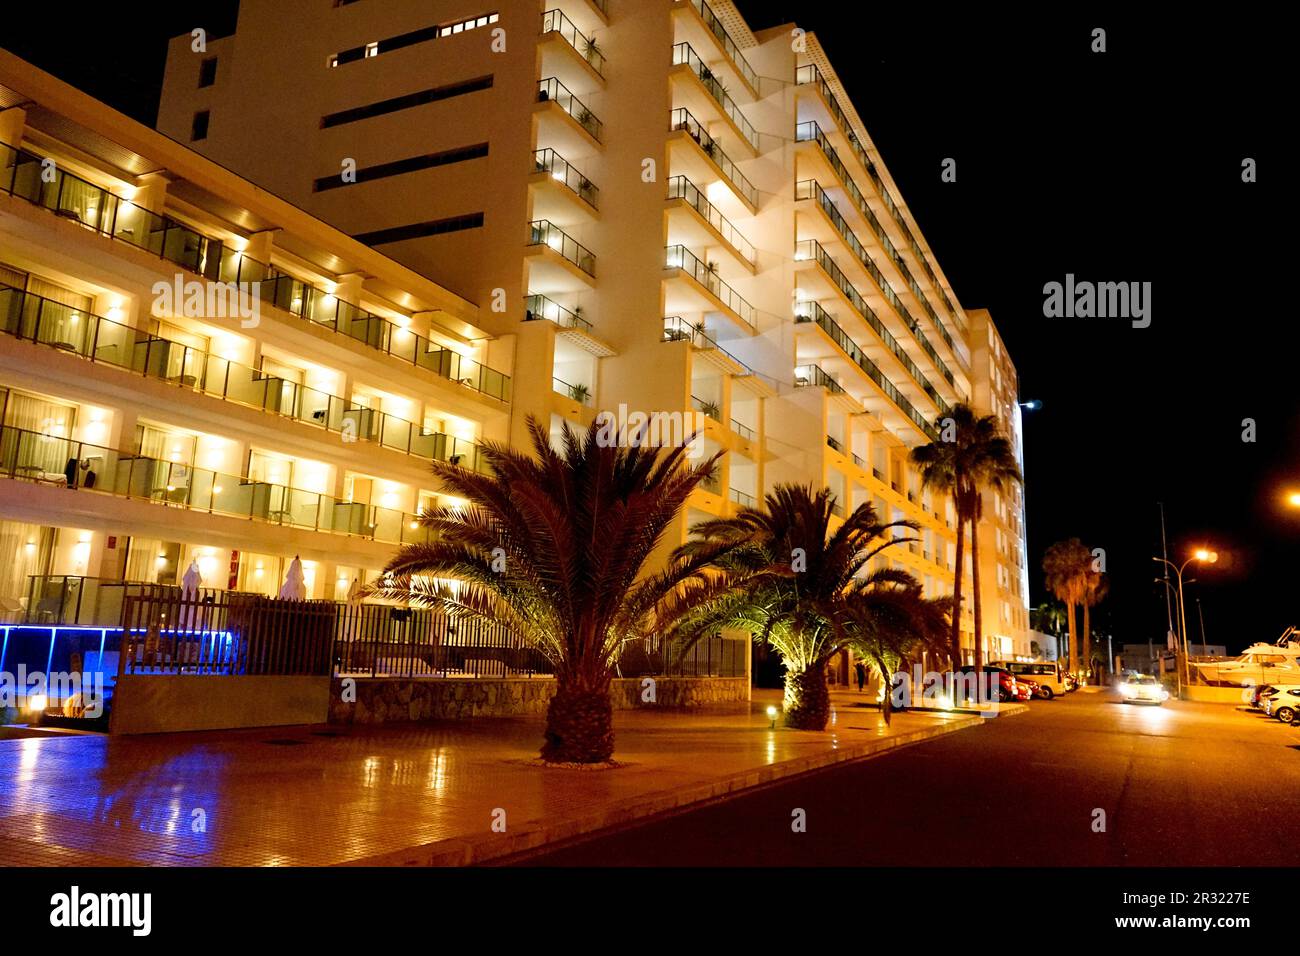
[365,41,378,57]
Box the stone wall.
[328,676,750,725]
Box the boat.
[1190,627,1300,685]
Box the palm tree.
[910,404,1021,669]
[370,416,726,764]
[669,485,917,730]
[1042,538,1092,676]
[1081,570,1109,681]
[844,568,952,725]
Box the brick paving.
[0,689,1005,866]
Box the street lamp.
[1153,549,1217,691]
[1018,400,1042,410]
[1286,491,1300,508]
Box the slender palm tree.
[668,485,917,730]
[911,404,1021,670]
[843,568,952,725]
[1081,570,1109,681]
[369,415,727,764]
[1042,538,1092,676]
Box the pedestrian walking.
[854,661,867,692]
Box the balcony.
[0,140,513,404]
[663,245,754,334]
[553,376,593,406]
[662,316,776,393]
[796,178,955,390]
[797,64,966,332]
[524,292,592,332]
[794,238,946,417]
[793,299,938,442]
[794,363,845,396]
[536,77,603,151]
[691,394,721,421]
[540,8,607,83]
[0,284,494,472]
[0,424,433,546]
[531,148,599,218]
[525,219,596,291]
[794,121,965,370]
[668,109,758,216]
[666,175,755,269]
[675,0,758,98]
[670,43,757,153]
[729,487,755,508]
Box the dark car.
[956,664,1017,703]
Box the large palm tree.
[1042,538,1092,676]
[370,415,726,764]
[668,485,917,730]
[911,404,1021,670]
[1081,570,1109,681]
[843,569,952,725]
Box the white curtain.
[0,519,45,620]
[5,392,75,476]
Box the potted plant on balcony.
[583,37,601,63]
[704,260,721,295]
[700,399,720,420]
[569,382,590,404]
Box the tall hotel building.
[0,0,1031,663]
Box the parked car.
[955,664,1018,703]
[1261,685,1300,722]
[1118,674,1169,705]
[992,660,1067,698]
[1013,677,1041,701]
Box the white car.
[1118,674,1169,704]
[1262,685,1300,722]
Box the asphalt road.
[512,689,1300,866]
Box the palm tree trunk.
[784,660,831,730]
[873,654,893,725]
[1082,601,1092,683]
[951,509,965,667]
[541,675,614,763]
[969,512,983,671]
[1066,601,1078,676]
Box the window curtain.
[4,392,76,476]
[0,519,46,619]
[125,537,163,584]
[26,277,92,312]
[0,261,28,291]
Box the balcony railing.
[661,316,776,390]
[541,8,606,76]
[729,487,755,507]
[794,363,844,395]
[0,284,490,472]
[794,120,964,364]
[670,108,758,208]
[0,425,432,546]
[533,148,599,209]
[793,299,938,441]
[528,219,596,276]
[731,418,755,440]
[554,376,593,405]
[0,140,513,402]
[664,245,754,326]
[537,77,603,142]
[826,435,843,452]
[688,0,757,92]
[795,238,946,415]
[796,181,954,399]
[524,293,593,332]
[667,175,755,264]
[691,394,721,420]
[671,43,757,149]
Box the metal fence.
[617,634,749,678]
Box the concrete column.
[134,172,169,214]
[334,272,365,306]
[0,107,26,147]
[244,230,275,271]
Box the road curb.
[344,705,1025,867]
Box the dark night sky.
[0,4,1287,651]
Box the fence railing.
[537,77,603,141]
[669,108,758,207]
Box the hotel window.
[198,57,218,88]
[191,110,210,141]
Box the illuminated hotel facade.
[0,0,1031,663]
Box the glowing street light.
[1287,491,1300,508]
[1153,548,1219,690]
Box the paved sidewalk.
[0,688,1023,866]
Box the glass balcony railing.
[794,363,844,395]
[553,376,592,406]
[691,394,721,420]
[729,487,755,507]
[669,108,758,208]
[0,284,492,473]
[537,77,603,142]
[661,316,776,390]
[0,424,433,546]
[667,176,755,264]
[795,238,947,415]
[793,299,939,441]
[0,140,513,403]
[796,65,966,332]
[688,0,757,92]
[730,418,755,440]
[528,219,596,276]
[533,148,599,209]
[793,115,966,359]
[671,43,757,150]
[796,179,954,387]
[524,293,593,332]
[664,245,754,327]
[541,9,606,77]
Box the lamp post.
[1153,549,1217,691]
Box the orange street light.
[1154,547,1220,690]
[1288,491,1300,508]
[1194,548,1218,563]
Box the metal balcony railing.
[667,175,755,264]
[664,245,754,326]
[537,77,603,141]
[533,148,599,209]
[528,219,596,276]
[688,0,757,92]
[524,293,593,332]
[669,108,758,207]
[541,9,607,76]
[671,43,757,149]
